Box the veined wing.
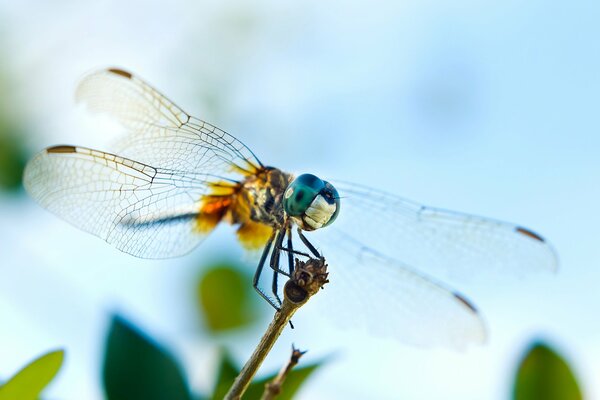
[75,68,263,175]
[324,181,558,286]
[313,235,486,349]
[309,182,556,348]
[24,145,214,259]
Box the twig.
[261,345,307,400]
[225,257,328,400]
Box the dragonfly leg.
[297,228,321,258]
[275,226,304,272]
[253,231,280,311]
[271,270,281,307]
[278,246,311,259]
[270,229,286,307]
[286,226,294,275]
[266,228,291,277]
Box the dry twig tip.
[261,345,307,400]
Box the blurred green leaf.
[0,349,64,400]
[513,341,582,400]
[0,62,29,192]
[198,263,260,333]
[210,351,239,400]
[0,121,28,191]
[210,350,322,400]
[102,315,192,400]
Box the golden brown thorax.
[195,167,293,250]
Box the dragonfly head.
[283,173,340,231]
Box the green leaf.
[102,315,192,400]
[0,349,64,400]
[0,63,29,192]
[0,121,28,191]
[198,263,260,333]
[210,350,239,400]
[245,362,321,400]
[513,341,582,400]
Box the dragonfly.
[23,68,558,349]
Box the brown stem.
[224,257,328,400]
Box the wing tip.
[75,67,133,105]
[23,146,78,195]
[514,226,560,272]
[454,291,489,345]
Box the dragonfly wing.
[75,68,262,175]
[24,145,213,259]
[314,234,486,349]
[306,181,556,347]
[325,181,558,286]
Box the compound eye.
[283,174,324,217]
[321,180,341,226]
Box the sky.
[0,0,599,399]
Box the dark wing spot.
[515,226,545,242]
[47,145,77,154]
[107,68,133,79]
[453,292,478,313]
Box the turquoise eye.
[284,174,340,229]
[284,174,323,216]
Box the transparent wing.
[324,181,558,286]
[25,68,266,258]
[74,68,263,175]
[307,181,557,348]
[313,237,487,349]
[24,145,213,259]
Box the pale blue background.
[0,0,598,398]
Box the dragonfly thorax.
[283,173,340,231]
[237,167,292,227]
